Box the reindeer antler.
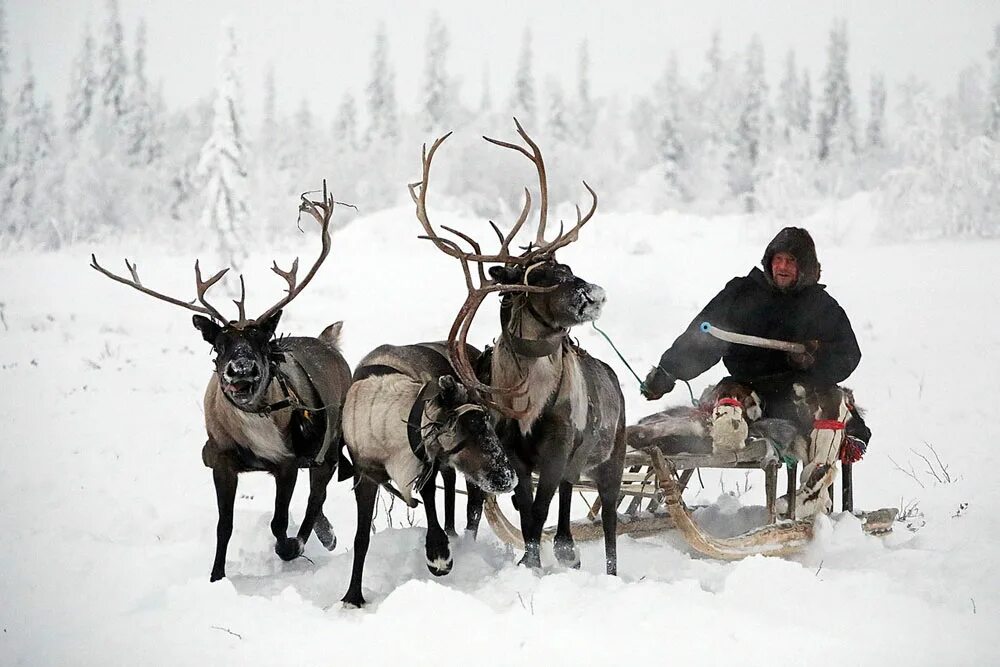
[483,117,598,264]
[410,120,599,418]
[90,253,231,322]
[253,180,336,324]
[91,181,337,326]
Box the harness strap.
[813,419,846,430]
[715,398,743,409]
[353,364,403,381]
[407,382,436,463]
[501,329,565,357]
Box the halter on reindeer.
[412,119,627,574]
[92,183,352,581]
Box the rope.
[590,322,699,408]
[590,322,643,386]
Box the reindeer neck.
[500,296,567,359]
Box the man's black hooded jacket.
[656,228,861,390]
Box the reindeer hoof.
[554,538,581,569]
[314,517,337,551]
[275,536,304,561]
[341,592,366,608]
[210,569,226,582]
[426,552,454,577]
[518,551,542,570]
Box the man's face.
[771,252,799,289]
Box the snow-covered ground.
[2,199,997,665]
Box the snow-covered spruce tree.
[333,92,358,150]
[546,78,572,143]
[96,0,128,121]
[577,39,596,147]
[196,21,250,267]
[728,35,768,211]
[123,20,161,165]
[866,73,887,149]
[778,50,799,143]
[289,97,315,176]
[361,22,402,208]
[366,21,399,146]
[257,64,278,163]
[479,63,492,115]
[1,58,53,248]
[510,27,536,125]
[817,19,857,162]
[66,25,97,138]
[797,69,812,133]
[653,53,686,201]
[877,79,941,238]
[420,11,452,134]
[986,24,1000,139]
[693,28,741,207]
[952,65,985,143]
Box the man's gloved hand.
[787,340,819,370]
[641,366,676,400]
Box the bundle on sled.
[483,375,898,560]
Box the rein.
[590,322,699,407]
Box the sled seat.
[624,437,857,523]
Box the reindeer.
[341,342,517,607]
[91,184,352,582]
[410,120,627,574]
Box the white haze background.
[2,1,999,665]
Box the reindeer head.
[193,311,283,410]
[490,259,606,329]
[92,182,338,412]
[427,375,517,494]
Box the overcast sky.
[7,0,1000,124]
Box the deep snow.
[1,198,997,665]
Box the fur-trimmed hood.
[761,227,820,291]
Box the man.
[642,227,869,517]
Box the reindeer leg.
[342,474,377,607]
[519,422,572,569]
[520,470,560,570]
[299,457,336,551]
[465,481,485,539]
[440,466,458,536]
[210,464,238,582]
[553,480,580,569]
[512,473,540,568]
[272,464,302,561]
[594,457,623,576]
[420,464,453,576]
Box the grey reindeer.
[340,342,517,607]
[411,121,627,574]
[92,185,352,582]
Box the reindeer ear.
[489,266,523,285]
[259,309,282,339]
[437,375,467,407]
[193,315,222,344]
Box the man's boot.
[790,401,849,518]
[708,398,748,454]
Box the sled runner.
[483,422,898,560]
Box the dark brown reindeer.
[91,184,352,582]
[411,120,627,574]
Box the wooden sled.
[483,438,898,560]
